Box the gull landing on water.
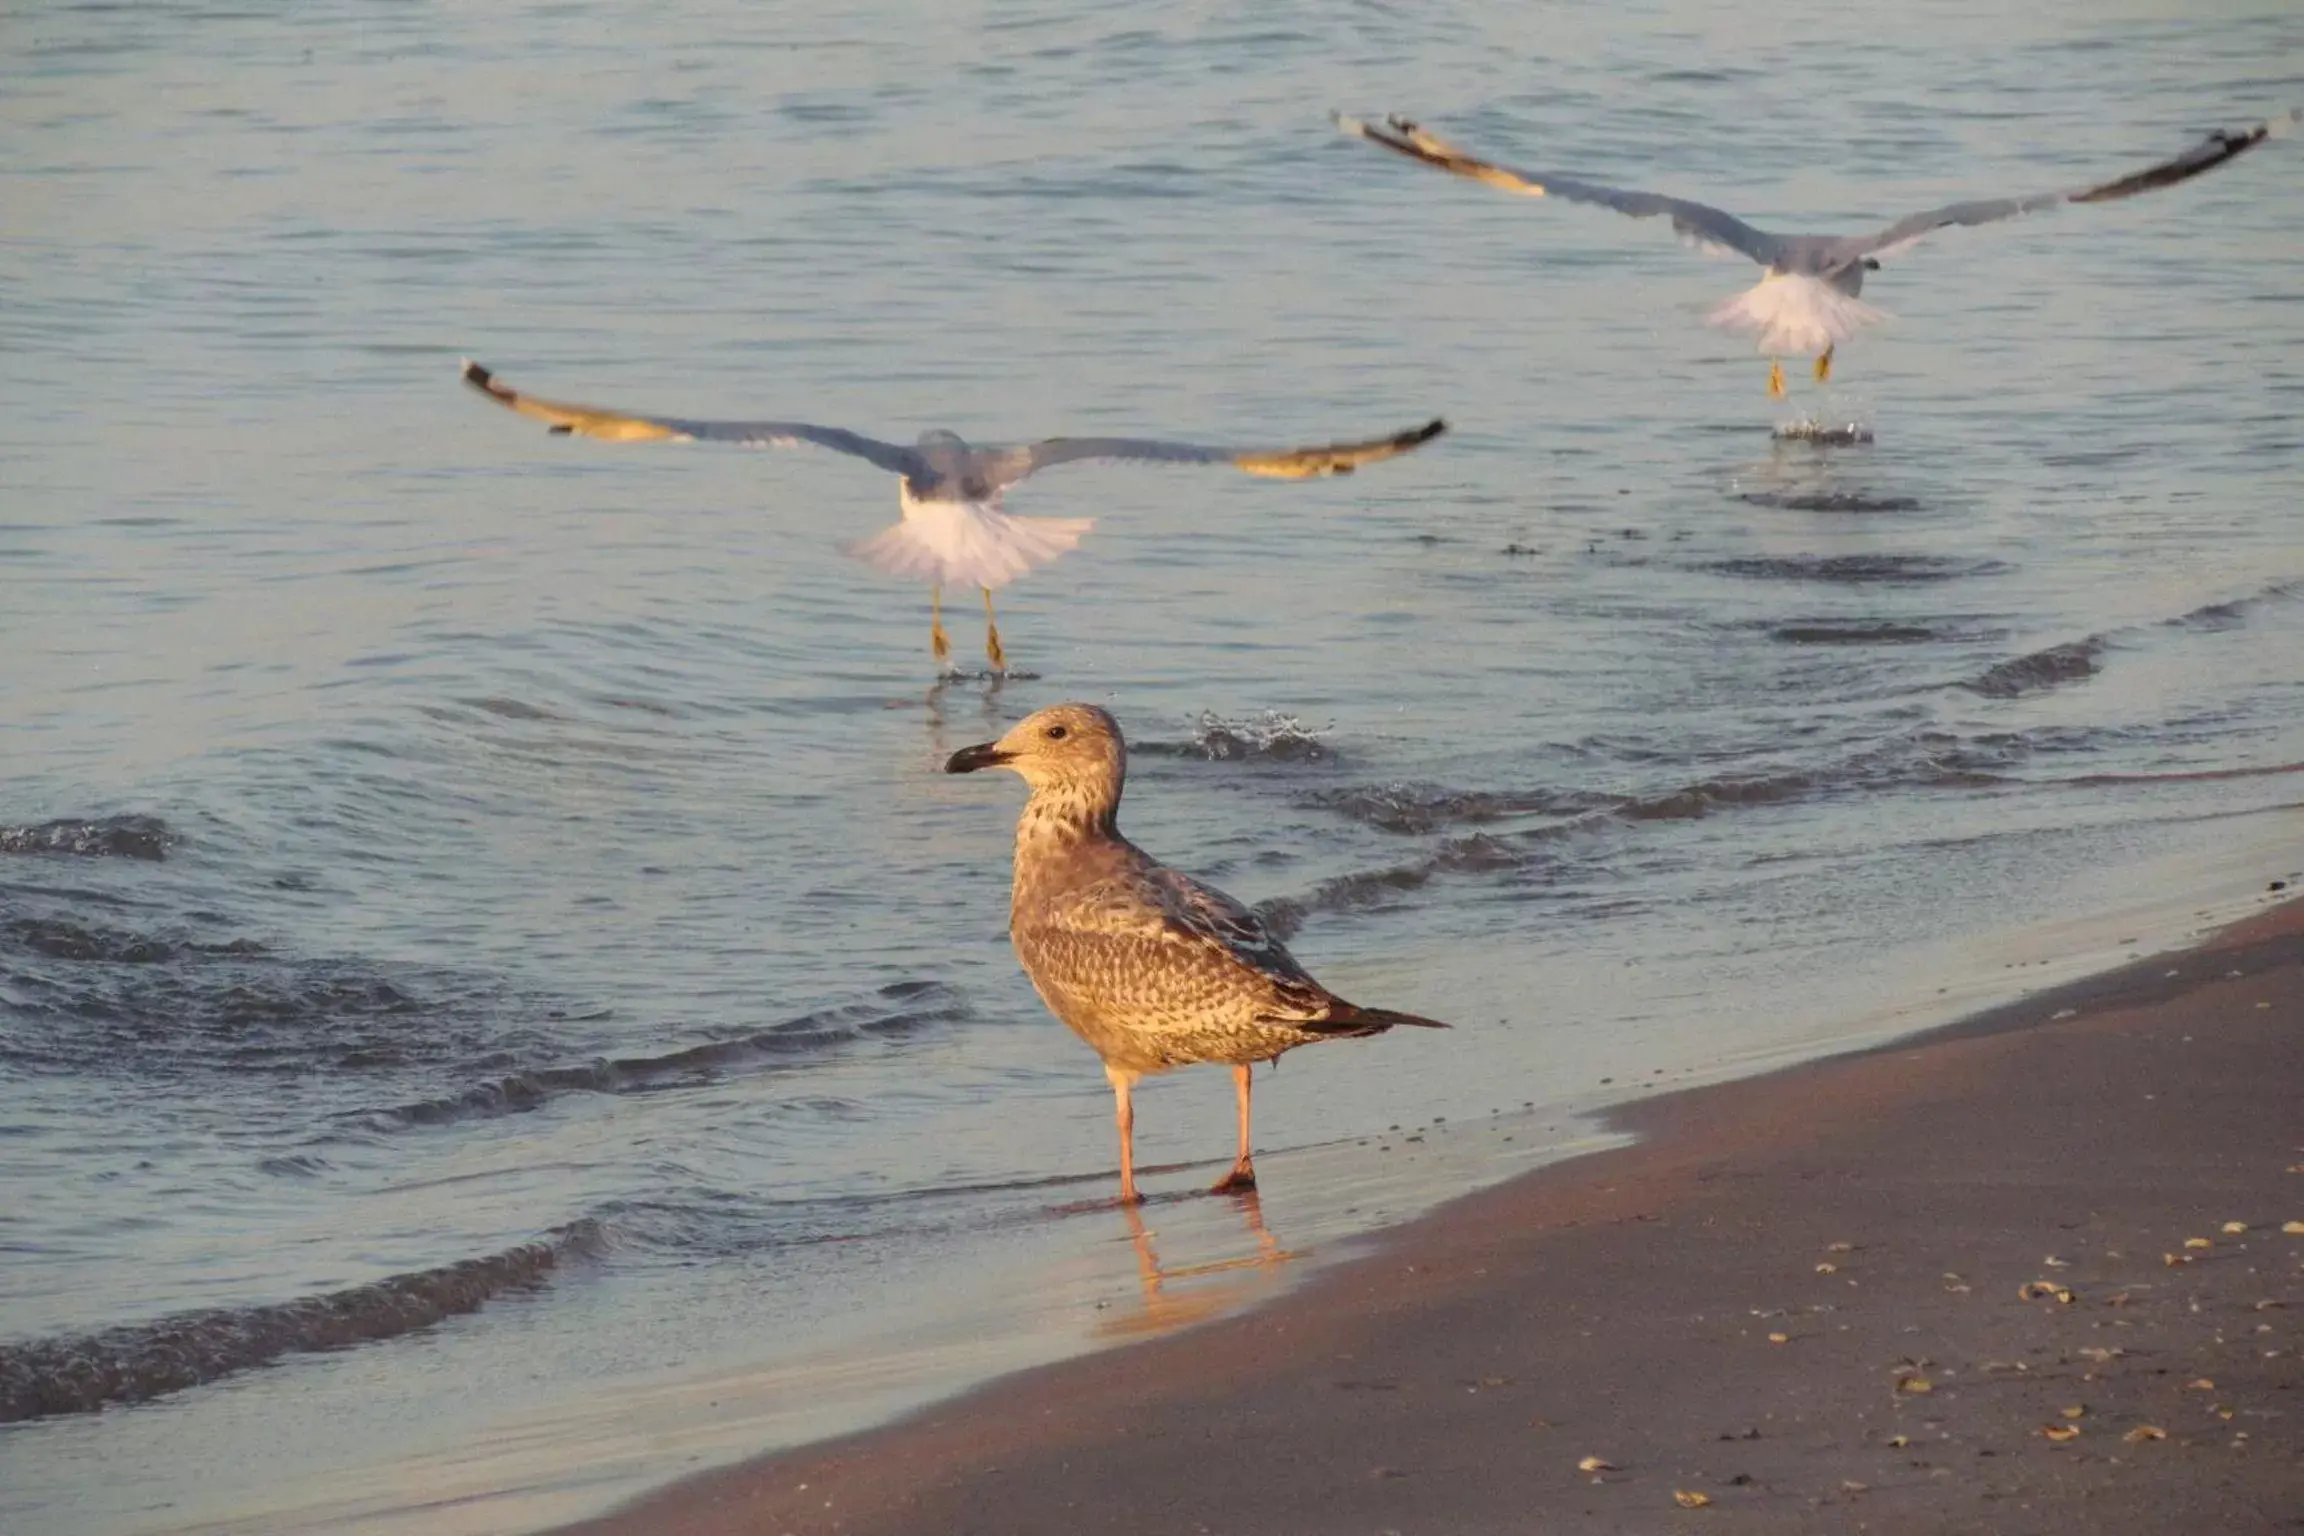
[946,704,1447,1205]
[461,361,1445,675]
[1338,108,2297,401]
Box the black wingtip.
[1415,418,1447,445]
[1324,1002,1452,1034]
[461,358,492,389]
[2069,115,2285,205]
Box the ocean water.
[4,0,2302,1529]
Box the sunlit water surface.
[4,1,2301,1530]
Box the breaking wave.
[1959,637,2106,699]
[2165,579,2303,632]
[0,1221,604,1422]
[1138,711,1333,764]
[0,814,172,860]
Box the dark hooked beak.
[944,741,1014,774]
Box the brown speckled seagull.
[946,703,1447,1204]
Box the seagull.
[1337,109,2297,399]
[461,361,1445,674]
[945,703,1447,1204]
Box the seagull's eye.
[1045,725,1069,741]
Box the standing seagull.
[946,703,1446,1203]
[1337,109,2296,398]
[461,361,1445,674]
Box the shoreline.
[559,889,2304,1535]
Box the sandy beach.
[562,892,2303,1535]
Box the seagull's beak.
[944,742,1015,775]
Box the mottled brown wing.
[1018,865,1333,1029]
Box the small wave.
[1959,637,2106,699]
[1616,773,1819,821]
[1270,744,2026,926]
[2166,578,2303,632]
[0,925,523,1077]
[459,695,565,722]
[0,1221,603,1422]
[1260,830,1572,936]
[353,980,968,1130]
[0,815,171,860]
[1138,711,1332,764]
[1297,782,1612,836]
[1703,554,2006,585]
[1770,622,1950,646]
[1737,490,1917,513]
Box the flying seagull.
[1337,109,2296,399]
[945,703,1447,1203]
[461,361,1445,674]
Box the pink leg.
[1210,1063,1257,1193]
[1106,1064,1143,1205]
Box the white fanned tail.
[847,490,1094,590]
[1707,273,1886,356]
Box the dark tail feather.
[1309,1001,1451,1037]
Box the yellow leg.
[982,587,1006,674]
[1814,345,1834,384]
[930,584,951,668]
[1767,359,1786,399]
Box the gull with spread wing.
[462,361,1444,673]
[1338,109,2296,399]
[946,703,1447,1204]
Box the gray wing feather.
[992,416,1448,490]
[998,437,1232,485]
[458,361,920,475]
[1839,111,2295,263]
[643,418,923,474]
[1522,171,1783,264]
[1337,113,1783,267]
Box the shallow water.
[4,0,2303,1529]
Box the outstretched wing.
[460,360,919,475]
[1337,112,1783,267]
[1839,110,2297,262]
[993,418,1445,491]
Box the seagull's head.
[946,703,1127,803]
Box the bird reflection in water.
[1097,1192,1300,1339]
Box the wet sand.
[563,895,2304,1535]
